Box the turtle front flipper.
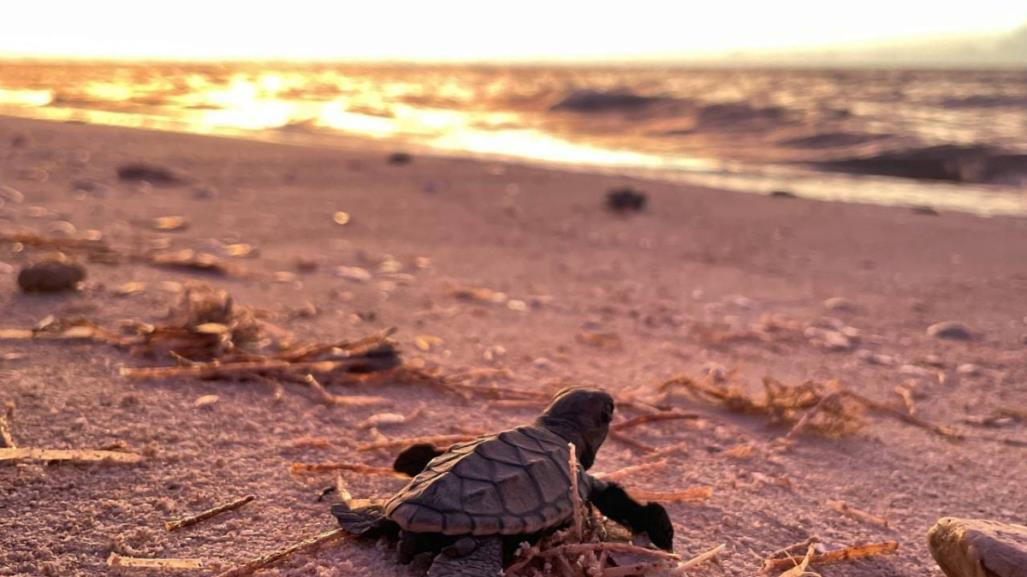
[393,443,445,476]
[426,537,502,577]
[331,503,398,538]
[589,479,674,551]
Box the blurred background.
[1,2,1025,214]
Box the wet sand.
[1,115,1025,577]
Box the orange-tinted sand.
[1,115,1025,576]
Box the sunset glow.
[1,1,1023,61]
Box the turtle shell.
[384,426,587,536]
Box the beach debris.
[193,394,220,409]
[165,494,256,532]
[335,265,372,282]
[823,297,857,312]
[628,486,713,504]
[0,447,143,464]
[577,330,624,350]
[149,249,232,275]
[0,231,119,263]
[107,553,206,570]
[332,211,351,225]
[0,404,16,448]
[116,163,186,185]
[114,281,147,297]
[358,411,418,429]
[911,205,940,215]
[662,374,963,441]
[770,189,797,198]
[387,152,413,165]
[151,216,188,231]
[449,285,508,304]
[927,321,974,340]
[212,528,346,577]
[827,499,890,528]
[611,410,700,432]
[606,187,648,212]
[17,260,85,292]
[760,540,898,573]
[928,517,1027,577]
[304,374,392,407]
[0,184,25,203]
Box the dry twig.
[0,447,142,464]
[628,486,713,504]
[213,528,346,577]
[107,553,205,569]
[165,495,256,532]
[760,541,898,573]
[826,500,889,528]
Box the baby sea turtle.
[331,387,674,577]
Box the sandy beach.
[1,114,1025,577]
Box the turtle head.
[535,387,614,470]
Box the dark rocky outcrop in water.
[550,89,671,113]
[779,132,891,148]
[694,102,791,129]
[814,145,1027,184]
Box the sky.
[0,1,1024,62]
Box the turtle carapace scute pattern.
[385,426,588,536]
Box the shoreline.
[2,107,1025,219]
[1,113,1025,576]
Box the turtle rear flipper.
[427,537,502,577]
[331,503,398,538]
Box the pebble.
[927,321,973,340]
[855,349,896,366]
[17,261,86,292]
[956,363,982,377]
[336,266,372,282]
[823,297,857,312]
[899,364,937,380]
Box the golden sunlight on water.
[0,62,1024,216]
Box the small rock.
[822,330,853,351]
[927,321,973,341]
[605,187,647,212]
[116,163,185,185]
[0,185,25,203]
[823,297,857,312]
[194,395,220,409]
[17,261,86,293]
[928,517,1027,577]
[911,205,939,216]
[769,190,796,198]
[387,152,413,165]
[899,364,937,379]
[336,266,372,282]
[923,354,946,368]
[956,363,982,376]
[855,349,896,366]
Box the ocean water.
[1,61,1025,215]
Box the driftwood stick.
[760,541,898,572]
[764,536,820,561]
[674,543,727,573]
[165,494,256,532]
[107,552,205,569]
[629,486,713,503]
[213,528,346,577]
[506,542,678,575]
[826,499,889,528]
[0,447,143,464]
